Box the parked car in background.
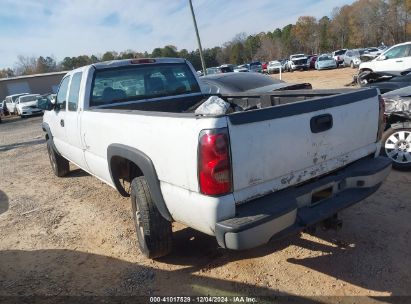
[0,105,4,123]
[249,61,263,73]
[315,54,338,70]
[286,54,309,71]
[234,65,249,72]
[332,49,347,67]
[200,72,312,94]
[4,93,29,115]
[280,59,288,71]
[15,94,43,118]
[1,99,10,116]
[267,60,282,74]
[219,64,236,73]
[359,41,411,75]
[381,86,411,170]
[366,47,382,56]
[344,49,366,68]
[262,62,268,73]
[308,56,318,69]
[359,69,411,94]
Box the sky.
[0,0,355,69]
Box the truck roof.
[92,58,186,70]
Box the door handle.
[60,119,64,127]
[396,60,403,63]
[310,114,333,133]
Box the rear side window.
[384,45,408,59]
[56,76,70,111]
[90,63,201,107]
[68,72,82,111]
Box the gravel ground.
[0,68,410,300]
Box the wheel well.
[110,156,144,197]
[359,68,372,73]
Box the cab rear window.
[90,63,200,107]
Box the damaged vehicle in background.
[344,49,366,68]
[332,49,347,67]
[359,42,411,75]
[381,86,411,170]
[286,54,309,72]
[357,69,411,94]
[200,72,312,94]
[15,94,43,118]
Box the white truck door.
[50,75,70,156]
[379,44,410,73]
[64,71,88,169]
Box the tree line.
[0,0,410,78]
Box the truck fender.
[107,144,173,221]
[389,121,411,130]
[42,122,61,155]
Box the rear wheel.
[130,176,172,258]
[47,139,70,177]
[381,128,411,170]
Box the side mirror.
[37,98,54,111]
[378,55,387,61]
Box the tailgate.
[227,88,380,203]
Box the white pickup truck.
[39,58,391,258]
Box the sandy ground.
[0,68,410,300]
[272,66,358,89]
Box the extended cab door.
[50,76,70,155]
[64,71,88,169]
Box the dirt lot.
[1,68,411,300]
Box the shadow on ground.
[0,249,321,302]
[0,139,45,152]
[0,190,9,214]
[159,226,410,296]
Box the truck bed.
[93,88,368,115]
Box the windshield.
[319,56,333,61]
[19,95,40,103]
[334,50,346,55]
[91,63,200,107]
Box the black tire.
[47,139,70,177]
[381,127,411,171]
[130,176,172,258]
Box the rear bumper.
[215,156,391,250]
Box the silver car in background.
[267,60,282,74]
[344,49,366,68]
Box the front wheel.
[130,176,172,258]
[47,139,70,177]
[381,128,411,170]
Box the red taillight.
[377,95,386,141]
[198,129,232,196]
[130,58,156,64]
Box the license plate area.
[311,186,333,205]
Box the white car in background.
[4,93,29,114]
[267,60,282,74]
[359,41,411,75]
[15,94,43,118]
